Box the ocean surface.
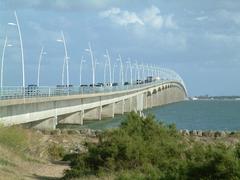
[60,100,240,131]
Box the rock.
[214,131,226,138]
[190,130,198,136]
[220,131,226,137]
[95,130,103,136]
[202,130,215,137]
[61,129,68,135]
[67,129,80,135]
[41,129,51,135]
[50,129,61,135]
[35,130,43,135]
[80,128,95,136]
[197,130,203,137]
[183,129,190,136]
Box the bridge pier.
[124,98,133,112]
[84,107,102,121]
[27,116,57,130]
[102,103,115,118]
[58,111,84,125]
[135,94,144,111]
[157,90,163,106]
[115,100,124,114]
[152,90,158,107]
[143,93,148,109]
[146,92,153,108]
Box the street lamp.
[134,61,140,81]
[85,42,95,87]
[104,58,107,85]
[79,56,85,86]
[1,36,13,89]
[140,63,145,81]
[103,49,112,86]
[126,59,133,84]
[57,31,70,87]
[8,11,25,87]
[37,46,47,87]
[112,64,118,83]
[117,54,124,86]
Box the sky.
[0,0,240,96]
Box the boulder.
[197,130,203,137]
[183,129,190,136]
[190,130,198,136]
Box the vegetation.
[0,125,28,151]
[48,144,66,160]
[64,112,240,179]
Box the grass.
[0,158,15,167]
[0,125,28,151]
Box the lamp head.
[8,22,17,26]
[56,39,63,42]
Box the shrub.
[48,144,65,160]
[63,112,240,179]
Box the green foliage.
[63,112,240,179]
[0,125,28,151]
[48,144,65,160]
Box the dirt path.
[24,162,69,179]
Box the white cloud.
[100,6,177,29]
[218,10,240,25]
[142,5,163,29]
[100,7,144,26]
[195,16,208,21]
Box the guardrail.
[0,79,180,101]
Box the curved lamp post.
[134,61,140,81]
[103,49,112,86]
[57,31,69,87]
[8,11,25,87]
[126,59,133,84]
[112,64,118,83]
[103,59,107,85]
[79,56,85,86]
[1,36,13,89]
[85,42,95,87]
[37,46,47,87]
[117,54,124,85]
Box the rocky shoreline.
[38,128,239,139]
[179,129,229,137]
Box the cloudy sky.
[0,0,240,96]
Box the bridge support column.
[115,100,124,114]
[143,93,148,109]
[30,116,57,130]
[147,93,152,108]
[84,107,102,120]
[157,91,163,106]
[124,97,133,112]
[102,103,115,118]
[152,92,158,107]
[58,111,84,125]
[136,94,144,111]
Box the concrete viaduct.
[0,81,187,130]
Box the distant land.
[191,95,240,100]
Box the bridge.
[0,71,188,130]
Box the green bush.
[63,112,240,179]
[48,144,65,160]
